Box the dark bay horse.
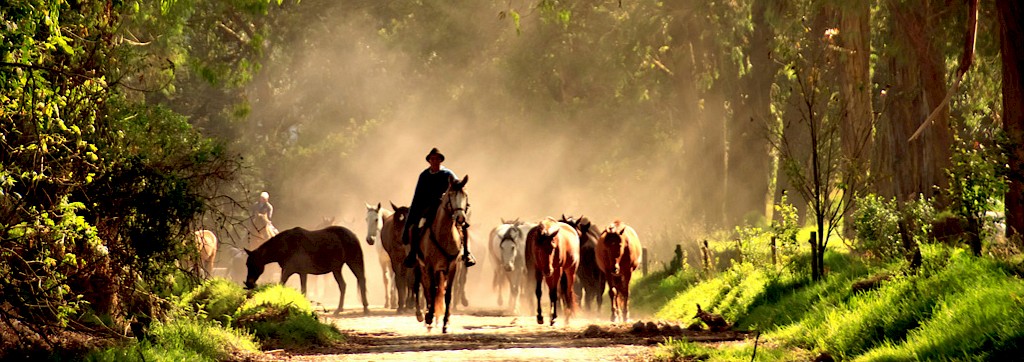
[530,217,580,326]
[560,215,605,313]
[244,226,369,315]
[381,202,416,313]
[412,175,469,333]
[596,220,642,322]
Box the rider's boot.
[462,250,477,267]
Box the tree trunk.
[876,1,952,204]
[998,0,1024,241]
[837,1,873,236]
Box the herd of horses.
[182,175,643,333]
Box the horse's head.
[364,202,383,245]
[600,222,628,276]
[243,248,264,290]
[534,219,562,276]
[498,224,522,272]
[442,175,470,226]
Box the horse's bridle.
[500,226,519,248]
[443,189,470,226]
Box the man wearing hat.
[403,148,476,267]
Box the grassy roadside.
[84,281,343,361]
[635,244,1024,361]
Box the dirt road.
[266,306,753,362]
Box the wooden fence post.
[770,236,777,266]
[701,240,711,274]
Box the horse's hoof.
[416,311,424,322]
[536,316,544,325]
[550,319,556,327]
[442,326,448,334]
[363,308,370,316]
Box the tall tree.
[997,0,1024,239]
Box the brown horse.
[381,202,416,313]
[560,215,606,313]
[184,230,218,278]
[243,226,369,315]
[596,220,642,322]
[412,175,469,333]
[530,217,580,326]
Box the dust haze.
[239,3,751,311]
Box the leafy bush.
[852,194,902,259]
[178,278,248,326]
[233,285,342,349]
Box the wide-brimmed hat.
[425,147,445,162]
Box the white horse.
[489,218,536,314]
[366,203,398,309]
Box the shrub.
[178,278,248,326]
[232,285,342,349]
[853,194,902,259]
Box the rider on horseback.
[403,148,476,268]
[252,191,274,220]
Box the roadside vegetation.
[84,280,342,361]
[637,205,1024,361]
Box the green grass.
[655,336,808,362]
[85,319,259,362]
[648,242,1024,360]
[232,284,343,349]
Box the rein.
[426,189,469,262]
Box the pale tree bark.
[997,0,1024,240]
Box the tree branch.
[908,0,978,142]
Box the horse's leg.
[381,260,392,309]
[458,265,469,307]
[442,268,454,334]
[425,270,438,328]
[413,266,425,323]
[563,272,577,324]
[332,269,347,315]
[535,271,544,325]
[349,261,370,315]
[510,271,520,314]
[618,274,626,319]
[548,275,559,327]
[298,273,308,296]
[597,276,605,312]
[495,270,505,307]
[608,280,619,323]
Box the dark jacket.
[407,166,458,229]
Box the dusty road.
[265,306,753,362]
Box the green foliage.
[629,268,701,316]
[852,194,902,258]
[232,285,342,348]
[655,336,804,362]
[177,278,248,326]
[85,318,259,362]
[945,129,1008,242]
[649,243,1024,360]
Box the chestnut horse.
[244,226,369,315]
[412,175,470,333]
[560,215,605,313]
[381,203,416,313]
[596,220,642,322]
[365,203,398,309]
[184,230,218,278]
[529,217,580,326]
